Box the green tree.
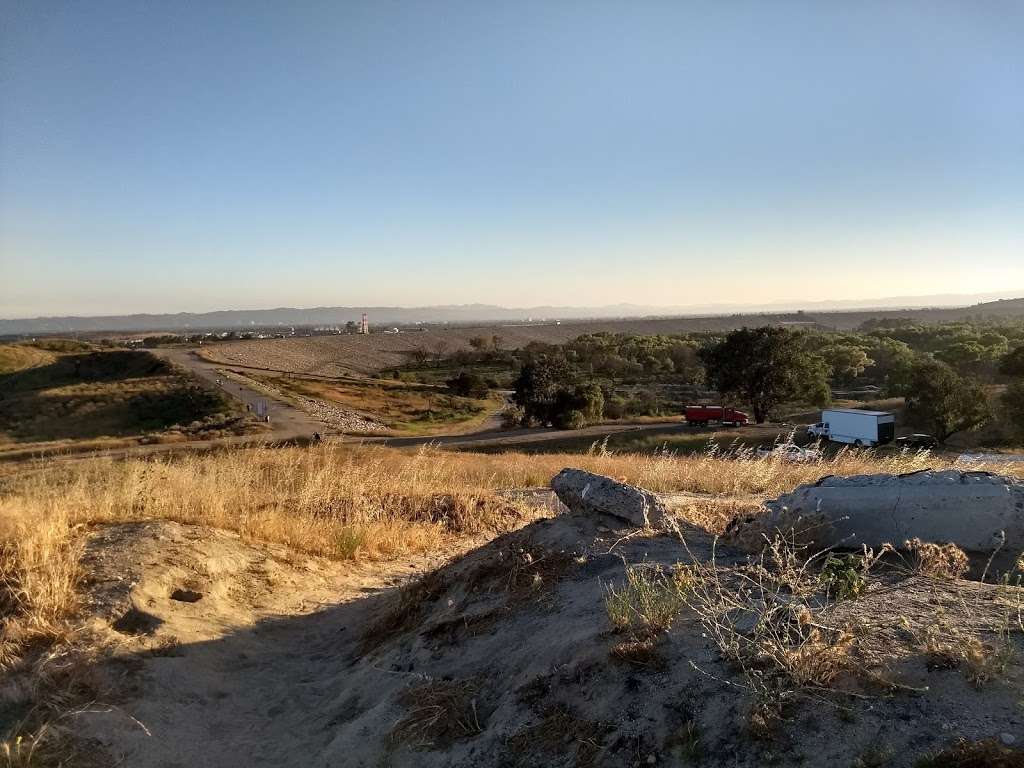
[548,383,605,428]
[1000,346,1024,377]
[905,359,991,442]
[935,341,989,376]
[570,382,604,425]
[865,337,916,395]
[445,371,489,398]
[820,344,873,385]
[700,327,830,423]
[511,355,573,426]
[1002,381,1024,441]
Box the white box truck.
[806,409,895,447]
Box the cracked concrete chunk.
[759,470,1024,552]
[551,468,669,529]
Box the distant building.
[360,313,369,334]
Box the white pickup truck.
[807,408,896,447]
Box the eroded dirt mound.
[68,521,454,766]
[72,514,1024,768]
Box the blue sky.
[2,1,1022,317]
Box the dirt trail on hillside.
[70,521,473,766]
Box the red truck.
[683,405,749,426]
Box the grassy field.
[0,344,56,374]
[394,360,513,388]
[0,346,247,451]
[253,373,499,435]
[491,423,793,455]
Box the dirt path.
[71,520,468,766]
[163,346,688,451]
[3,347,689,465]
[153,348,327,440]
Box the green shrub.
[819,554,867,600]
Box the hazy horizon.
[4,288,1024,326]
[3,2,1022,316]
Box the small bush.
[901,615,1014,687]
[915,738,1024,767]
[501,405,525,429]
[390,678,484,748]
[605,564,690,633]
[553,408,588,430]
[819,554,868,600]
[904,539,969,580]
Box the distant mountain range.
[3,292,1024,335]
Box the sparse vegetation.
[682,533,865,729]
[390,678,484,748]
[915,738,1024,767]
[0,349,243,451]
[3,441,1024,764]
[604,564,690,633]
[505,705,610,768]
[904,538,971,580]
[251,373,496,435]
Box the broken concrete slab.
[551,468,670,529]
[753,469,1024,552]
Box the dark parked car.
[895,434,939,449]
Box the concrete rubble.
[551,468,670,529]
[757,469,1024,552]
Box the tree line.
[499,320,1024,440]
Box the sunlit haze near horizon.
[2,1,1022,318]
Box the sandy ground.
[68,520,473,766]
[64,498,1024,768]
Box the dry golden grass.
[261,374,496,435]
[0,344,55,375]
[604,564,690,633]
[2,441,1020,662]
[904,538,971,580]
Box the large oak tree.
[905,358,990,442]
[699,327,830,423]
